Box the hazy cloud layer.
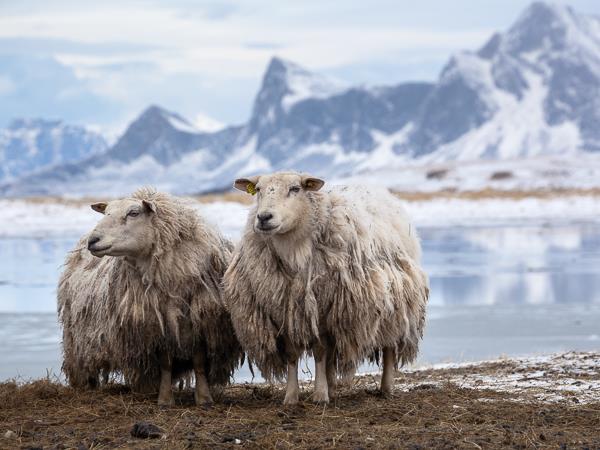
[1,0,599,130]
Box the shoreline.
[1,351,598,448]
[1,189,599,239]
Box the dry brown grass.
[1,367,598,449]
[8,187,600,208]
[393,187,600,201]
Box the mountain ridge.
[2,2,599,196]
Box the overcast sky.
[0,0,599,134]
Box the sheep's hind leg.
[312,344,329,404]
[283,359,300,406]
[380,347,396,397]
[157,352,175,407]
[326,344,337,401]
[193,350,213,406]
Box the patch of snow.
[165,114,199,134]
[393,352,600,404]
[2,191,600,239]
[193,113,225,133]
[280,59,347,111]
[341,153,600,193]
[406,195,600,227]
[426,67,582,162]
[356,127,413,172]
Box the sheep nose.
[87,235,101,250]
[257,212,273,224]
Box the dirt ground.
[1,353,599,450]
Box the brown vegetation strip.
[10,187,600,207]
[1,377,598,449]
[392,187,600,201]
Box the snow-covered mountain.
[2,2,600,196]
[0,119,106,183]
[403,1,600,160]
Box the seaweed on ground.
[1,353,599,449]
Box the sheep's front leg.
[312,344,329,404]
[193,350,213,406]
[157,352,175,406]
[283,359,300,406]
[380,347,396,397]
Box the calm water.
[1,223,600,381]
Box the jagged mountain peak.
[101,105,204,165]
[135,105,198,133]
[254,57,347,115]
[485,1,600,59]
[3,2,600,197]
[519,2,574,23]
[0,118,107,183]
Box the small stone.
[4,430,16,439]
[130,421,163,439]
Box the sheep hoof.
[157,397,175,407]
[312,391,330,405]
[379,388,393,399]
[282,394,299,406]
[195,395,214,408]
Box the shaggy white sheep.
[224,172,428,405]
[58,187,242,406]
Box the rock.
[130,421,163,439]
[3,430,16,439]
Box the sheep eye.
[255,187,260,193]
[127,210,140,218]
[289,186,301,194]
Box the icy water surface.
[1,223,600,381]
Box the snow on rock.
[425,69,582,161]
[278,58,347,111]
[193,113,225,133]
[0,119,107,183]
[164,112,200,134]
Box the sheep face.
[87,198,156,258]
[234,172,324,235]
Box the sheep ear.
[301,175,325,192]
[234,176,260,195]
[142,200,157,214]
[90,202,107,214]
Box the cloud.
[0,54,121,127]
[2,0,598,128]
[0,3,493,74]
[0,75,15,95]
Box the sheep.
[224,171,429,405]
[58,187,243,406]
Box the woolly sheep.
[224,172,429,405]
[58,188,242,406]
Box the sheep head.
[87,198,157,258]
[234,171,324,235]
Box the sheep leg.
[193,351,213,406]
[157,352,175,406]
[326,344,337,400]
[283,359,300,406]
[312,344,329,404]
[380,347,396,397]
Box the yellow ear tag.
[246,183,257,195]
